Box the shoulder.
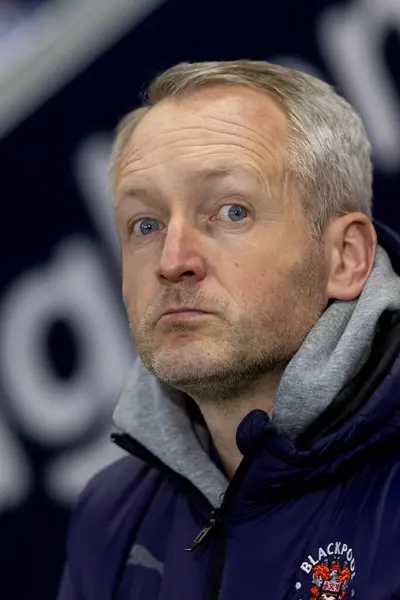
[63,455,165,597]
[66,455,162,564]
[70,454,158,533]
[58,455,164,598]
[77,454,148,505]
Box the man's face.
[114,85,328,403]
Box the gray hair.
[109,60,373,239]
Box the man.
[58,60,400,599]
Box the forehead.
[116,85,288,197]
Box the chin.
[147,344,223,383]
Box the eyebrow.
[117,166,263,203]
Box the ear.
[325,213,377,301]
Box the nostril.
[181,271,196,277]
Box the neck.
[195,371,283,479]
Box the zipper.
[187,455,252,600]
[205,519,226,600]
[186,505,226,600]
[112,431,252,600]
[186,508,220,551]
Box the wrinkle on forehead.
[116,159,277,210]
[116,85,288,196]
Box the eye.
[219,204,248,222]
[132,218,160,236]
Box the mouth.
[159,309,212,324]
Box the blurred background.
[0,0,399,597]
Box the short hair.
[109,60,373,239]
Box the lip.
[159,309,212,323]
[160,306,211,316]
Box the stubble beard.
[129,247,328,408]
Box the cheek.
[228,243,281,283]
[222,259,274,302]
[121,257,153,316]
[121,275,136,317]
[223,248,292,308]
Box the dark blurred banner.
[0,0,399,597]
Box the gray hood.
[113,245,400,508]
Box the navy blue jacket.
[58,224,400,600]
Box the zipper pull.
[186,510,219,552]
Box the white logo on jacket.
[298,541,356,599]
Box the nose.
[156,220,207,285]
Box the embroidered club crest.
[297,541,356,599]
[310,556,351,599]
